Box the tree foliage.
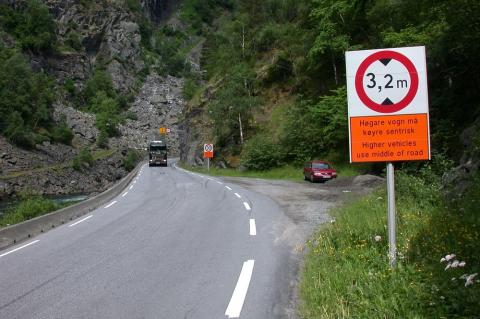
[193,0,480,167]
[0,0,56,52]
[0,47,57,147]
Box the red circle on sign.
[355,50,419,113]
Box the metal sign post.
[386,162,396,267]
[346,46,430,269]
[203,143,213,172]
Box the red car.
[304,161,337,182]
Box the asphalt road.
[0,159,298,319]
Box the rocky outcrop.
[0,0,188,199]
[0,135,127,198]
[0,154,127,198]
[44,0,144,93]
[53,103,99,146]
[141,0,177,23]
[443,117,480,195]
[110,74,185,156]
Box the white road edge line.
[234,193,242,199]
[104,201,117,208]
[249,219,256,236]
[122,191,128,197]
[69,215,93,227]
[0,240,40,258]
[129,185,133,190]
[216,181,223,185]
[225,260,255,318]
[243,202,251,211]
[225,186,232,191]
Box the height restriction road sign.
[203,143,213,158]
[346,46,430,163]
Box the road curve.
[0,160,299,319]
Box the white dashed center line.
[69,215,93,227]
[225,186,232,191]
[129,185,133,190]
[243,202,251,211]
[122,192,128,197]
[234,193,242,199]
[104,201,117,208]
[225,260,255,318]
[216,181,223,185]
[249,219,256,236]
[0,240,40,258]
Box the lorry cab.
[149,140,167,167]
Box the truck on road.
[148,140,167,167]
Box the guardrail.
[0,161,145,250]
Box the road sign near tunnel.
[346,46,430,163]
[203,143,213,158]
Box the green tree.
[0,0,56,52]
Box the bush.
[241,134,282,170]
[83,69,117,103]
[65,31,82,51]
[96,131,108,148]
[0,196,58,227]
[72,148,94,171]
[0,48,55,147]
[123,149,140,171]
[0,0,57,52]
[183,77,200,100]
[51,120,74,145]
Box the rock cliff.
[0,0,185,198]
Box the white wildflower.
[451,260,460,268]
[374,235,381,242]
[465,273,478,287]
[445,262,452,271]
[440,257,446,263]
[330,219,336,224]
[451,277,456,281]
[377,197,383,200]
[445,254,456,261]
[459,261,466,267]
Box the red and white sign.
[346,46,430,162]
[203,143,213,158]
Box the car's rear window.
[312,163,330,169]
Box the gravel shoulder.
[224,174,385,244]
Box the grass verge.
[299,172,480,318]
[0,196,68,227]
[179,162,363,181]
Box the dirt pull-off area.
[224,174,384,241]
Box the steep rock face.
[45,0,144,93]
[443,117,480,195]
[141,0,176,23]
[110,74,185,156]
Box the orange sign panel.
[203,144,213,158]
[159,127,166,134]
[350,114,429,162]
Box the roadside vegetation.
[181,161,362,181]
[0,196,62,227]
[182,0,479,171]
[300,170,480,318]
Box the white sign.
[204,144,213,152]
[346,46,428,117]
